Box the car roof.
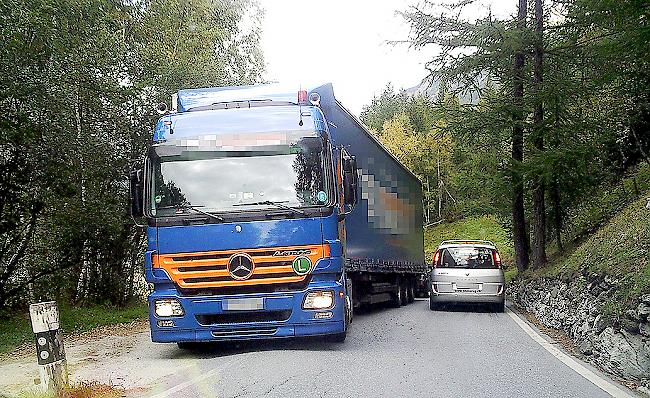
[437,240,497,250]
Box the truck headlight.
[303,291,334,310]
[154,299,184,317]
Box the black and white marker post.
[29,301,69,393]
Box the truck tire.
[327,300,349,343]
[400,278,408,306]
[407,279,415,303]
[327,331,347,343]
[390,280,403,308]
[177,342,199,350]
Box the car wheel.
[493,301,505,313]
[429,298,438,311]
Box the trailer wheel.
[399,278,408,306]
[390,279,403,308]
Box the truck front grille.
[154,245,327,289]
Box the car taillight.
[433,250,440,268]
[493,250,502,268]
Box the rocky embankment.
[510,275,650,395]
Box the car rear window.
[439,247,496,269]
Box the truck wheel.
[407,279,415,303]
[327,303,349,343]
[177,342,198,350]
[400,279,408,306]
[327,331,347,343]
[390,280,403,308]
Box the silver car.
[429,240,505,312]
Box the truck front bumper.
[148,279,346,343]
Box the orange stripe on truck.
[153,244,329,289]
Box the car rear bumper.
[430,292,505,304]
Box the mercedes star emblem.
[228,253,255,280]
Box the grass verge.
[18,382,124,398]
[524,191,650,313]
[0,300,148,356]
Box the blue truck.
[129,83,425,346]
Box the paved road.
[0,299,632,397]
[133,299,625,398]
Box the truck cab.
[130,85,358,344]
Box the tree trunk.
[512,0,530,272]
[551,175,563,253]
[531,0,547,268]
[74,85,90,303]
[437,148,442,219]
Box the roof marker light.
[298,90,308,104]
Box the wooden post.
[29,301,69,393]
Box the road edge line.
[506,307,636,398]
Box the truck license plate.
[223,298,264,311]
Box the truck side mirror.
[342,152,359,206]
[130,168,144,218]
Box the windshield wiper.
[157,204,225,222]
[232,200,308,216]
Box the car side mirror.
[130,168,144,218]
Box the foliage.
[0,0,264,308]
[0,301,147,355]
[361,0,650,273]
[562,163,650,243]
[528,191,650,313]
[424,215,514,267]
[359,84,408,132]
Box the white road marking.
[146,365,221,398]
[506,308,635,398]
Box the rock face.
[509,276,650,394]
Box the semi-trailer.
[130,83,426,346]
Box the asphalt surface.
[137,299,621,398]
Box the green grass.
[0,301,148,355]
[563,162,650,243]
[526,191,650,314]
[425,215,516,279]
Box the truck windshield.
[149,137,330,216]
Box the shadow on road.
[430,302,502,313]
[164,333,347,360]
[352,297,428,317]
[163,299,430,360]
